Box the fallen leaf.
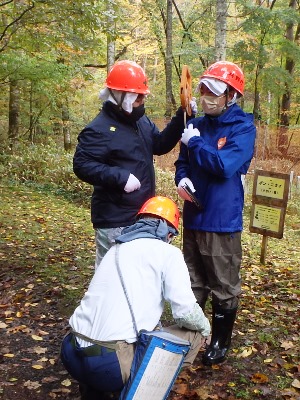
[251,372,269,383]
[38,329,49,336]
[292,379,300,389]
[61,379,72,387]
[32,364,44,369]
[38,357,48,362]
[280,341,294,350]
[33,346,47,354]
[237,347,253,358]
[42,376,59,383]
[31,334,43,341]
[24,380,41,389]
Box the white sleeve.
[162,247,210,335]
[174,303,211,337]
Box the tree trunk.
[62,103,72,152]
[253,40,264,121]
[215,0,227,61]
[165,0,173,118]
[278,0,297,157]
[106,0,116,71]
[8,79,20,149]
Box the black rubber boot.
[202,306,237,366]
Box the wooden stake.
[260,235,268,265]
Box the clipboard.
[120,331,190,400]
[182,184,203,210]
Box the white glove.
[190,97,197,115]
[124,173,141,193]
[181,123,200,146]
[177,177,195,202]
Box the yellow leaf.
[32,364,44,369]
[16,311,22,317]
[31,335,43,341]
[61,379,72,387]
[238,347,253,358]
[4,354,14,358]
[264,358,273,363]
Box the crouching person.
[60,196,211,399]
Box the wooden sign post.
[249,170,290,264]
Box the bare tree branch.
[0,2,35,42]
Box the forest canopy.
[0,0,299,157]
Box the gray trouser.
[94,227,124,268]
[183,229,242,309]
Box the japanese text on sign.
[256,176,285,199]
[252,204,281,232]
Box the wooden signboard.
[249,170,290,239]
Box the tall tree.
[278,0,300,156]
[215,0,227,61]
[106,0,117,71]
[165,0,173,117]
[8,79,19,149]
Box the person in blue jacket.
[73,60,196,267]
[175,61,256,366]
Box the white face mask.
[200,94,226,116]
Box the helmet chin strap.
[224,86,229,109]
[108,89,126,110]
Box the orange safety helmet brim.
[105,60,150,95]
[137,196,180,231]
[201,61,244,96]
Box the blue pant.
[60,333,123,395]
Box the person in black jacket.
[73,60,195,267]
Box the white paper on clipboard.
[132,347,183,400]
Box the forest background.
[0,1,300,400]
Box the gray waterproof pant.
[94,227,124,268]
[183,229,242,309]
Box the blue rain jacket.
[175,104,256,232]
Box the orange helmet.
[201,61,244,96]
[105,60,150,94]
[137,196,180,230]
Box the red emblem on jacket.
[218,137,227,150]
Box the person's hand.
[177,177,195,202]
[190,97,197,115]
[124,174,141,193]
[181,123,200,146]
